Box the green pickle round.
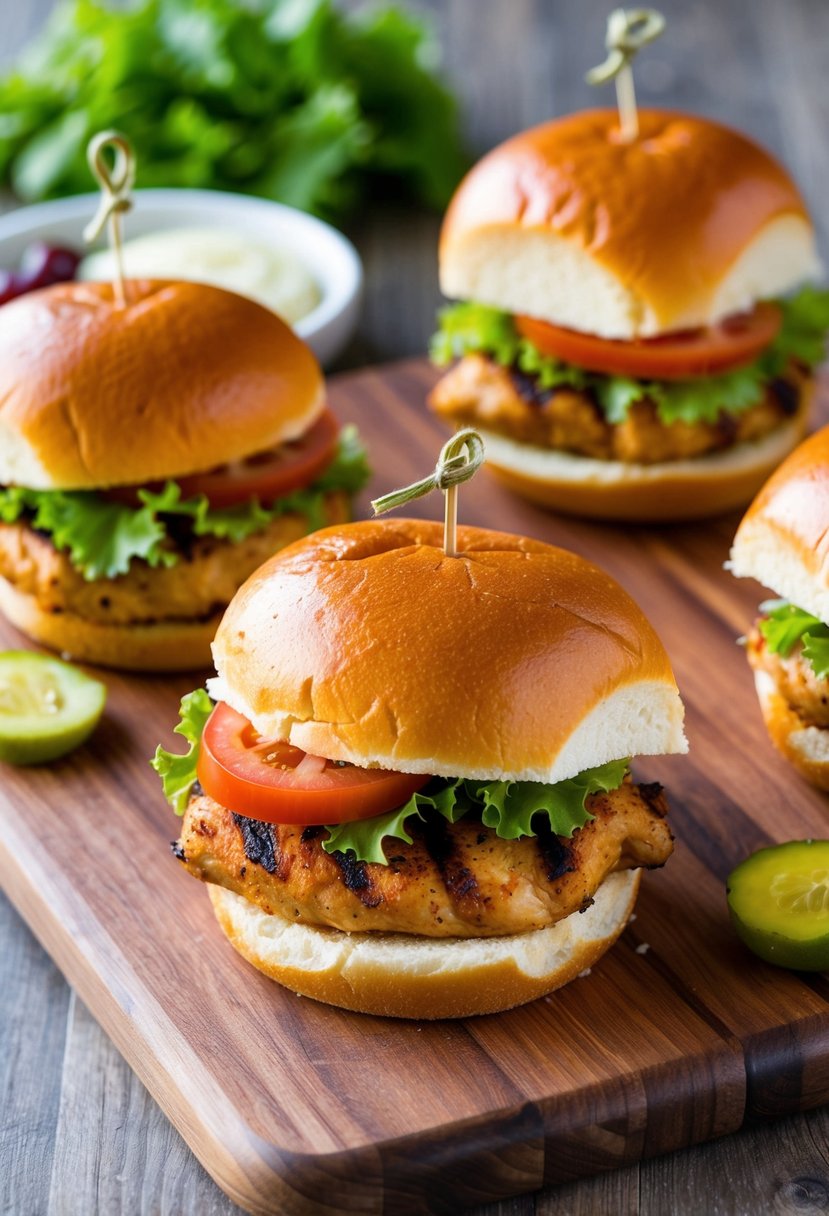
[0,651,106,765]
[727,840,829,971]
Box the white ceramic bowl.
[0,188,363,367]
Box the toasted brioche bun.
[0,577,220,671]
[731,423,829,621]
[478,397,810,522]
[208,870,640,1019]
[752,669,829,790]
[0,280,325,491]
[440,109,819,339]
[209,518,687,781]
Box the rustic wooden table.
[2,2,829,1214]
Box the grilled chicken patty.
[176,779,672,938]
[747,624,829,729]
[430,354,803,464]
[0,493,347,625]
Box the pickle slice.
[727,840,829,971]
[0,651,107,765]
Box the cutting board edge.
[1,819,761,1216]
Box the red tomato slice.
[175,409,340,507]
[197,702,430,826]
[515,302,782,381]
[105,409,340,509]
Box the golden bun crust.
[210,519,686,782]
[440,109,819,338]
[0,577,219,671]
[479,398,810,522]
[731,423,829,622]
[208,870,640,1019]
[0,280,325,490]
[753,669,829,791]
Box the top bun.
[209,518,687,782]
[0,280,325,490]
[440,109,820,339]
[731,425,829,623]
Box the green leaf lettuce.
[151,688,213,816]
[759,599,829,679]
[322,758,630,864]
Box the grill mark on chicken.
[330,851,383,907]
[637,781,666,817]
[233,814,280,875]
[533,821,577,882]
[177,779,674,938]
[770,377,801,416]
[430,353,802,464]
[420,815,481,903]
[509,368,554,407]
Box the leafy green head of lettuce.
[152,690,630,865]
[431,287,829,427]
[0,0,468,218]
[0,425,369,580]
[758,599,829,680]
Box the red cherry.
[0,242,81,305]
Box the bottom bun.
[753,668,829,791]
[0,577,220,672]
[478,404,809,522]
[208,869,640,1019]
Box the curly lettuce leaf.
[0,486,173,579]
[308,424,371,495]
[471,759,630,840]
[762,287,829,373]
[323,802,423,866]
[760,599,829,679]
[151,688,213,816]
[322,759,630,865]
[321,779,472,864]
[803,635,829,680]
[432,288,829,427]
[0,427,369,580]
[430,301,521,366]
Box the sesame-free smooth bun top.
[440,109,820,339]
[210,519,687,782]
[0,280,325,490]
[731,425,829,623]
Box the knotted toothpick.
[586,9,665,142]
[371,429,486,558]
[83,130,136,307]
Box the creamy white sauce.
[79,226,321,325]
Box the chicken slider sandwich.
[730,425,829,789]
[155,434,687,1018]
[0,279,367,670]
[430,107,828,520]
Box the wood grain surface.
[2,358,829,1216]
[4,1,829,1214]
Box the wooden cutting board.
[2,359,828,1216]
